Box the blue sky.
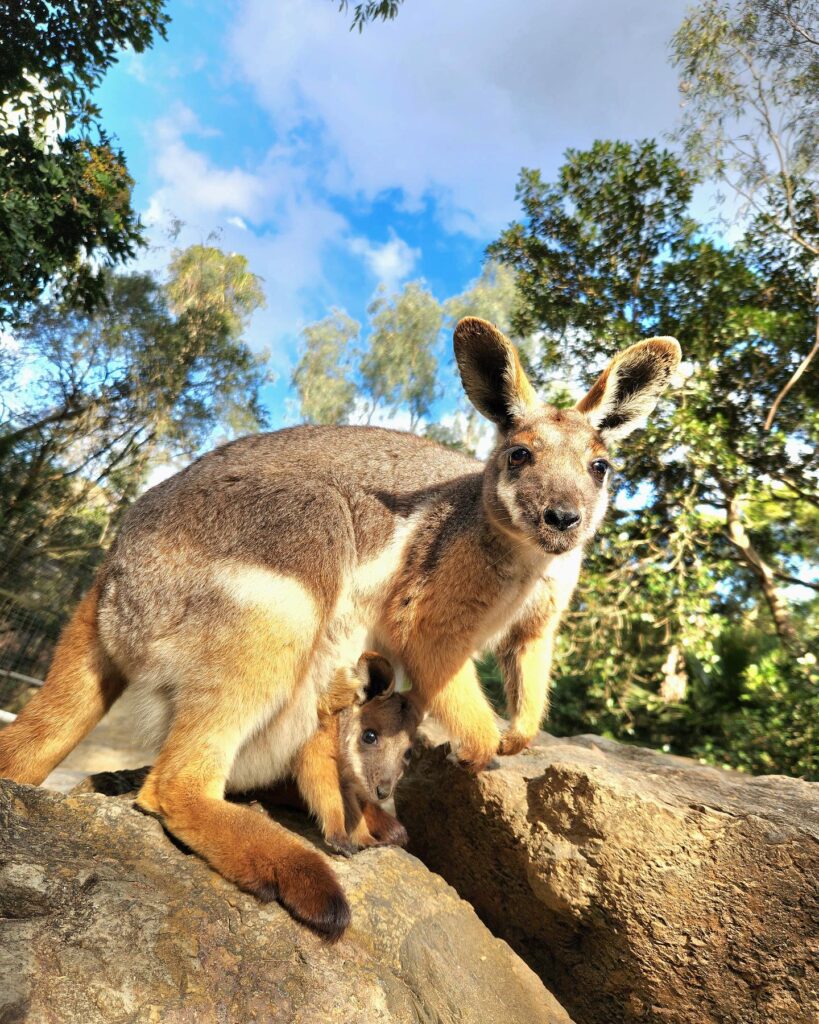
[96,0,692,427]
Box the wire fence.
[0,529,102,711]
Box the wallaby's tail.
[0,582,125,785]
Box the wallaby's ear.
[358,651,395,703]
[576,337,682,444]
[454,317,539,428]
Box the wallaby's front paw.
[325,833,358,857]
[497,730,532,756]
[455,745,496,773]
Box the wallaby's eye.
[590,458,610,479]
[403,747,413,763]
[361,729,378,745]
[508,447,531,469]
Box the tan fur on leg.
[499,629,555,755]
[425,661,500,772]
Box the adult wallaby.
[0,317,681,938]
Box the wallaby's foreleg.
[424,660,500,772]
[292,719,353,855]
[497,626,556,755]
[137,704,350,941]
[0,583,124,785]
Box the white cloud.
[146,104,268,222]
[136,104,350,361]
[349,230,420,291]
[230,0,690,236]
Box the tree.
[491,140,818,777]
[672,0,819,429]
[360,282,442,430]
[0,245,267,618]
[292,310,360,425]
[0,1,169,320]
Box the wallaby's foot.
[497,730,532,756]
[270,847,352,942]
[362,801,408,847]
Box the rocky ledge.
[396,734,819,1024]
[0,771,572,1024]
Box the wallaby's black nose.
[376,783,390,800]
[543,506,581,532]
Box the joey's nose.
[376,783,391,800]
[543,506,581,532]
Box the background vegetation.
[1,0,816,777]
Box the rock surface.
[0,772,572,1024]
[396,734,819,1024]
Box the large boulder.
[396,733,819,1024]
[0,773,572,1024]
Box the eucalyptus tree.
[672,0,819,430]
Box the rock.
[395,734,819,1024]
[0,773,572,1024]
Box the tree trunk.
[725,495,800,649]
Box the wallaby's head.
[340,652,421,803]
[454,317,681,556]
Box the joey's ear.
[358,651,395,703]
[454,317,539,428]
[576,337,682,443]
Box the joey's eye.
[508,447,531,469]
[403,747,413,762]
[361,729,378,745]
[590,458,610,479]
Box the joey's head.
[454,317,681,556]
[341,652,421,803]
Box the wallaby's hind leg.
[0,583,125,785]
[137,701,350,939]
[134,585,351,939]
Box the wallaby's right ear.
[576,337,682,444]
[358,652,395,703]
[454,317,539,428]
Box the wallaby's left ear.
[358,651,395,703]
[576,337,682,443]
[454,317,539,428]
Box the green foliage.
[336,0,405,32]
[489,140,698,352]
[0,0,169,320]
[293,310,361,425]
[361,283,442,429]
[293,279,442,431]
[672,0,818,192]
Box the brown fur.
[0,317,680,938]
